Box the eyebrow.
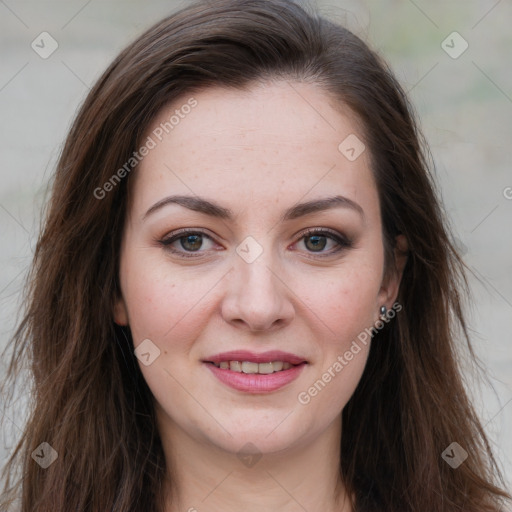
[142,194,365,222]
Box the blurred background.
[1,0,511,493]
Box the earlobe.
[113,296,129,326]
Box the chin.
[203,415,312,456]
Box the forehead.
[131,81,378,223]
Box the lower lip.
[204,362,306,393]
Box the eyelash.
[158,227,353,259]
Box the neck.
[158,413,352,512]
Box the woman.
[1,0,510,510]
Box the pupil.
[306,235,326,251]
[182,234,202,251]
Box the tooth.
[241,361,259,374]
[272,361,283,371]
[220,360,292,373]
[258,362,274,374]
[230,361,242,372]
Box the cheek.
[119,254,215,346]
[292,260,380,412]
[327,347,370,415]
[297,260,383,340]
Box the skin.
[114,80,408,512]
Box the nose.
[220,248,295,333]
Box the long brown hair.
[1,0,510,510]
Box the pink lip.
[203,350,308,393]
[204,350,307,365]
[204,361,307,393]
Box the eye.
[158,228,217,258]
[294,228,353,257]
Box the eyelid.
[160,227,212,241]
[296,226,352,244]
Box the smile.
[203,350,308,392]
[209,360,295,374]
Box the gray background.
[1,0,511,493]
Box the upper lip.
[204,350,308,365]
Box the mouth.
[205,360,302,374]
[202,350,308,393]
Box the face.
[114,80,405,456]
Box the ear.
[113,294,129,326]
[377,234,408,310]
